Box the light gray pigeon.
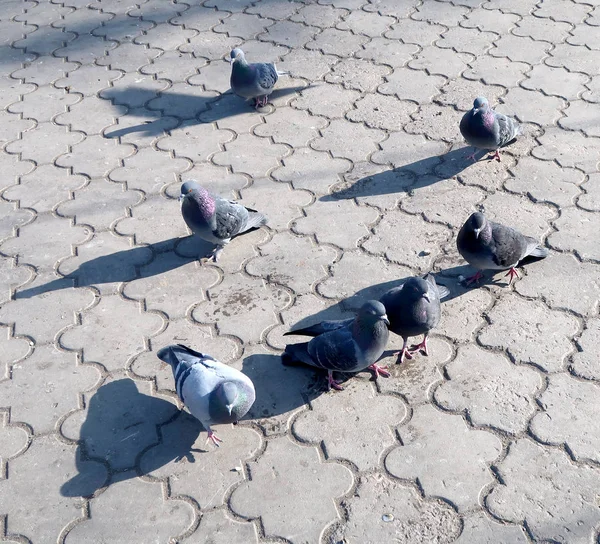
[282,300,390,390]
[229,48,287,109]
[380,275,450,364]
[457,212,549,285]
[460,96,522,162]
[157,344,256,446]
[179,180,268,262]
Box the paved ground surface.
[0,0,599,542]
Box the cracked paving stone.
[311,119,384,163]
[456,511,528,543]
[379,68,446,104]
[0,344,101,435]
[8,85,80,123]
[271,147,351,194]
[530,373,600,463]
[439,288,492,343]
[487,439,600,544]
[293,198,378,249]
[61,377,177,471]
[253,107,327,148]
[293,381,407,470]
[139,410,261,508]
[363,210,451,271]
[347,94,417,131]
[409,47,472,79]
[572,317,600,380]
[0,435,107,542]
[385,18,446,45]
[229,435,353,542]
[277,48,337,80]
[463,56,529,87]
[325,58,391,92]
[355,37,419,68]
[550,207,600,261]
[306,27,368,57]
[386,404,502,511]
[435,344,542,434]
[64,477,194,543]
[371,131,449,171]
[336,9,395,37]
[533,127,600,173]
[193,510,256,544]
[560,100,600,137]
[192,273,290,344]
[291,83,360,119]
[329,473,461,544]
[60,296,163,372]
[318,251,413,309]
[212,133,289,178]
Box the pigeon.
[179,180,268,262]
[380,275,450,364]
[460,96,522,162]
[157,344,256,446]
[229,48,287,109]
[457,212,549,285]
[282,300,390,390]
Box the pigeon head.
[357,300,390,327]
[473,96,489,110]
[467,212,490,240]
[216,382,239,415]
[404,277,432,302]
[179,180,201,199]
[229,48,245,64]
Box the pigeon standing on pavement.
[229,48,287,109]
[460,96,522,162]
[157,344,256,446]
[380,275,450,364]
[282,300,390,390]
[457,212,549,285]
[179,180,268,262]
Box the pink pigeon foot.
[206,430,223,447]
[327,371,344,391]
[492,149,501,162]
[393,340,413,364]
[409,335,429,357]
[368,363,391,379]
[504,267,519,284]
[465,150,478,162]
[465,270,484,285]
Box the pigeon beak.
[382,314,390,327]
[229,57,234,65]
[226,404,234,416]
[473,227,481,239]
[178,194,184,202]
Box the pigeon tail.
[241,210,268,233]
[283,318,350,337]
[282,342,314,368]
[437,285,450,299]
[519,243,549,266]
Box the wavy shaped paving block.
[156,120,233,161]
[0,434,106,541]
[405,103,465,142]
[164,163,248,199]
[371,131,448,172]
[487,439,600,544]
[100,73,170,108]
[140,411,261,507]
[571,317,600,381]
[329,472,461,544]
[13,26,76,57]
[561,100,600,137]
[0,344,101,435]
[293,381,407,470]
[438,288,492,342]
[54,64,122,96]
[520,64,589,100]
[8,85,80,124]
[336,9,395,36]
[455,511,528,543]
[380,68,446,104]
[135,24,196,51]
[347,94,416,132]
[277,48,338,80]
[438,78,505,112]
[64,477,194,543]
[552,207,600,262]
[230,435,353,542]
[0,411,30,475]
[214,12,274,40]
[490,34,552,65]
[325,58,392,92]
[0,200,34,245]
[292,83,361,119]
[259,20,318,48]
[0,325,31,367]
[193,510,256,544]
[437,26,497,56]
[435,344,543,434]
[248,0,300,20]
[180,31,241,63]
[0,259,32,307]
[534,127,600,173]
[254,107,327,149]
[386,405,502,511]
[55,95,127,135]
[0,110,35,150]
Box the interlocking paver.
[572,317,600,380]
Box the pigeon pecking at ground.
[457,211,549,286]
[282,300,391,391]
[157,344,256,446]
[179,180,268,262]
[229,48,288,109]
[380,275,450,364]
[460,96,522,162]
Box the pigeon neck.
[353,318,387,349]
[192,189,215,219]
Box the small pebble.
[382,513,394,522]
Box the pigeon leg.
[409,334,429,356]
[368,363,391,378]
[504,267,519,284]
[206,429,223,447]
[209,245,225,262]
[465,270,484,285]
[493,149,501,162]
[393,338,414,364]
[465,149,478,162]
[327,370,344,391]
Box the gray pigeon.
[229,48,287,109]
[179,180,268,262]
[380,275,450,364]
[457,212,549,285]
[157,344,256,446]
[460,96,522,162]
[282,300,390,390]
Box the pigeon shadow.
[61,379,186,497]
[15,235,213,299]
[320,147,484,202]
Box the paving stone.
[489,0,539,16]
[187,60,231,94]
[8,86,80,124]
[319,0,366,11]
[135,24,197,51]
[290,3,346,28]
[356,37,419,68]
[385,404,502,511]
[513,15,572,43]
[306,27,368,57]
[311,119,384,163]
[533,127,600,173]
[55,95,128,135]
[229,435,353,542]
[583,74,600,103]
[139,410,261,507]
[347,94,417,131]
[438,78,505,111]
[325,58,391,92]
[560,100,600,137]
[54,33,117,65]
[385,19,446,45]
[410,46,472,79]
[550,207,600,261]
[0,200,33,245]
[437,25,496,56]
[363,0,417,16]
[140,50,202,82]
[571,317,600,380]
[247,0,300,20]
[380,67,446,103]
[336,10,395,37]
[0,260,32,305]
[0,435,106,542]
[293,381,406,470]
[463,56,529,87]
[440,287,492,342]
[406,103,466,142]
[455,511,528,543]
[0,410,29,463]
[491,34,552,64]
[435,343,543,433]
[180,30,241,62]
[54,64,122,96]
[330,472,461,543]
[170,4,225,31]
[414,1,469,25]
[259,20,318,48]
[91,15,153,41]
[291,83,361,118]
[546,42,599,74]
[534,0,592,23]
[147,82,219,120]
[487,439,600,544]
[193,510,256,544]
[277,48,337,80]
[0,344,101,434]
[253,107,327,148]
[372,131,449,171]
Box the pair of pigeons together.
[157,49,538,445]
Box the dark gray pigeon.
[179,180,268,262]
[157,344,255,446]
[457,212,549,285]
[229,48,287,109]
[460,96,522,162]
[380,275,449,364]
[282,300,390,390]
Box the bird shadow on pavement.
[320,147,487,202]
[61,379,193,498]
[15,235,214,299]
